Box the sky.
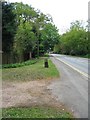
[8,0,89,34]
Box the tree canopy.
[2,1,17,53]
[54,20,88,56]
[2,1,60,63]
[2,1,89,64]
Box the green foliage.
[43,53,49,57]
[12,2,37,24]
[12,2,38,60]
[2,59,37,68]
[41,23,60,52]
[14,21,36,54]
[12,2,58,60]
[2,107,73,118]
[3,1,88,63]
[2,1,60,63]
[54,20,88,56]
[54,44,61,53]
[2,1,17,53]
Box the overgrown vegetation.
[2,1,60,64]
[2,59,37,68]
[54,20,89,57]
[2,1,89,65]
[2,58,59,81]
[2,107,73,118]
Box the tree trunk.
[19,53,24,63]
[29,52,32,59]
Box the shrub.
[2,59,37,69]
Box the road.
[51,54,89,78]
[48,54,88,118]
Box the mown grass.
[2,58,59,81]
[2,107,73,118]
[2,58,73,119]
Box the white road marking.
[56,57,89,79]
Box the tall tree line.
[54,20,88,56]
[2,1,88,64]
[2,1,60,63]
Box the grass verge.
[2,107,73,118]
[72,54,90,58]
[2,58,73,118]
[2,58,59,81]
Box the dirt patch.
[2,80,69,112]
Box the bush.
[2,59,37,69]
[43,53,49,57]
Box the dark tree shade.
[2,1,16,53]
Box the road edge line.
[55,57,88,78]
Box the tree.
[55,20,88,56]
[32,12,52,57]
[2,1,17,64]
[13,2,52,59]
[12,2,38,25]
[2,1,61,63]
[2,1,16,53]
[68,21,88,55]
[14,21,36,61]
[40,23,60,53]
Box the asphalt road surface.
[48,54,88,118]
[51,54,89,78]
